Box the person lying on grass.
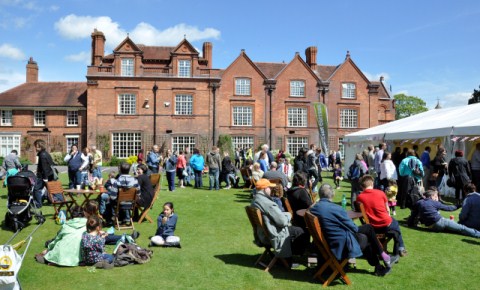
[35,201,139,266]
[150,202,181,247]
[407,189,480,238]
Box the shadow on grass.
[461,238,480,246]
[234,193,251,203]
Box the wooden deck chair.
[281,197,294,217]
[240,167,253,189]
[149,173,160,188]
[355,202,393,251]
[245,206,290,272]
[304,211,352,287]
[114,187,138,230]
[137,174,161,224]
[46,181,75,220]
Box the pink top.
[176,155,186,169]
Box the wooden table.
[64,188,106,208]
[296,209,363,220]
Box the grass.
[1,172,479,290]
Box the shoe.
[392,211,397,216]
[224,186,231,189]
[374,265,391,276]
[399,248,408,257]
[384,254,399,268]
[35,254,45,264]
[131,230,140,240]
[290,263,301,269]
[94,260,114,270]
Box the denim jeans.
[209,168,219,190]
[226,173,237,187]
[184,165,192,185]
[166,171,175,191]
[376,218,405,254]
[92,166,102,178]
[194,169,203,188]
[432,217,480,238]
[68,169,80,189]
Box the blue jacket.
[410,198,457,227]
[66,152,83,172]
[309,199,362,260]
[147,151,161,169]
[156,213,178,238]
[459,192,480,230]
[190,154,205,171]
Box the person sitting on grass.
[407,188,480,238]
[81,215,114,269]
[35,201,139,266]
[459,183,480,231]
[357,175,407,257]
[150,202,180,247]
[251,179,309,268]
[310,184,397,277]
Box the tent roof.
[345,103,480,142]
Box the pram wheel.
[35,211,46,224]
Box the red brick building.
[0,29,394,160]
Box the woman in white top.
[251,162,264,182]
[380,151,398,190]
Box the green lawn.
[1,172,479,290]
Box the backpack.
[409,158,424,177]
[114,242,153,267]
[347,163,361,180]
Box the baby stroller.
[4,174,45,232]
[0,221,43,290]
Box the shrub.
[217,134,233,158]
[126,155,138,165]
[51,152,67,165]
[19,157,32,165]
[107,155,124,167]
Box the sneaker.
[224,186,231,189]
[399,248,408,257]
[392,211,397,216]
[290,262,301,269]
[374,265,391,276]
[35,254,45,264]
[384,254,400,268]
[131,230,140,240]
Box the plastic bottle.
[58,210,66,225]
[341,194,347,210]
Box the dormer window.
[121,58,134,76]
[178,60,191,77]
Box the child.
[385,179,398,216]
[99,171,118,221]
[150,202,180,247]
[80,215,114,269]
[333,163,343,189]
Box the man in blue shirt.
[459,183,480,231]
[420,146,431,186]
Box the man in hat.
[251,179,309,267]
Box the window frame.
[65,135,80,152]
[118,93,137,115]
[34,110,46,126]
[290,80,305,97]
[121,58,134,77]
[339,108,358,128]
[342,83,356,99]
[178,60,191,77]
[0,135,21,157]
[112,132,142,159]
[232,136,254,151]
[1,110,12,126]
[172,136,196,153]
[66,110,78,127]
[286,136,308,156]
[287,107,308,127]
[232,106,253,126]
[235,78,251,96]
[174,94,193,115]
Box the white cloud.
[364,71,390,82]
[54,14,221,50]
[0,0,41,11]
[49,5,59,11]
[0,67,24,93]
[0,44,25,60]
[65,51,90,64]
[441,91,472,108]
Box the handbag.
[182,169,188,177]
[51,165,59,181]
[446,174,455,187]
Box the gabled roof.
[275,53,321,82]
[254,62,287,79]
[373,81,392,99]
[113,36,142,53]
[0,82,87,107]
[316,65,339,81]
[172,39,199,55]
[326,52,370,83]
[222,50,267,79]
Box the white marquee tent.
[342,103,480,169]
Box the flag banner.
[429,137,437,143]
[314,103,329,156]
[470,136,480,141]
[419,139,428,144]
[451,137,459,142]
[460,137,469,142]
[400,139,409,146]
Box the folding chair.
[138,174,161,224]
[245,206,289,272]
[114,187,137,230]
[46,181,75,220]
[149,173,161,187]
[281,197,294,217]
[240,167,253,189]
[355,202,393,251]
[304,211,352,287]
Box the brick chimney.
[305,46,317,70]
[91,29,105,66]
[26,57,38,83]
[203,42,212,68]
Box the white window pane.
[235,78,251,95]
[232,136,254,150]
[287,107,307,127]
[178,60,191,77]
[112,132,142,158]
[121,58,134,76]
[342,83,356,99]
[118,94,136,115]
[232,106,252,126]
[340,109,358,128]
[172,136,196,153]
[286,137,308,155]
[290,81,305,97]
[175,94,193,115]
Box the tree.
[468,85,480,105]
[394,93,428,120]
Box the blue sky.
[1,0,479,108]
